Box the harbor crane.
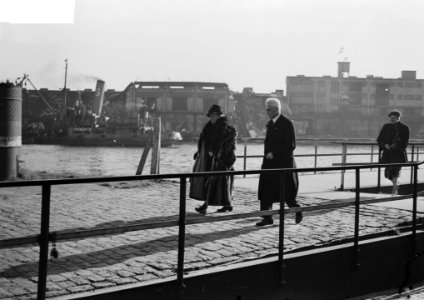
[15,74,56,115]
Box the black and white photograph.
[1,0,424,299]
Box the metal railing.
[334,141,424,191]
[237,138,424,188]
[0,161,423,300]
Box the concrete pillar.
[0,82,22,181]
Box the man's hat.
[206,104,223,117]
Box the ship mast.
[64,58,68,108]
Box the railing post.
[243,140,247,178]
[370,145,374,171]
[354,168,360,269]
[410,144,415,186]
[417,146,420,161]
[314,140,318,174]
[377,150,382,193]
[412,164,418,254]
[37,184,51,300]
[177,177,187,300]
[410,144,415,162]
[340,143,347,190]
[279,171,286,286]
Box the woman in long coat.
[189,105,237,214]
[377,110,409,195]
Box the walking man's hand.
[265,152,274,159]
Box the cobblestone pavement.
[371,283,424,299]
[0,179,423,299]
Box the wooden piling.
[135,131,153,175]
[150,117,161,174]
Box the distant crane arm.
[18,74,55,113]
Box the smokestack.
[93,80,105,116]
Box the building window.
[317,92,326,100]
[349,94,361,105]
[403,107,418,116]
[203,98,218,111]
[375,83,390,105]
[404,81,417,89]
[405,94,415,101]
[331,82,339,93]
[172,97,187,111]
[288,77,314,86]
[348,81,363,92]
[289,91,314,99]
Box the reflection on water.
[19,143,379,178]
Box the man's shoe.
[256,218,274,226]
[295,212,303,224]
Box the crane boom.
[18,74,55,113]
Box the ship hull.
[22,136,173,147]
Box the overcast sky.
[1,0,424,93]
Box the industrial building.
[120,81,234,138]
[287,61,424,137]
[21,80,235,141]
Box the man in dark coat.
[377,110,410,196]
[257,98,302,226]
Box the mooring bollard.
[0,82,22,181]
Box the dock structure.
[0,166,424,299]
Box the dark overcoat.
[190,116,237,206]
[258,114,299,206]
[377,121,409,164]
[189,121,213,200]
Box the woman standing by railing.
[377,110,410,196]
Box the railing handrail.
[0,192,420,250]
[238,152,424,158]
[238,137,424,143]
[0,161,422,188]
[334,141,424,146]
[1,160,422,300]
[238,139,422,184]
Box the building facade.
[21,81,235,140]
[234,88,288,137]
[287,62,424,137]
[121,81,235,137]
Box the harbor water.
[19,143,382,178]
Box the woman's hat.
[206,104,223,117]
[388,110,401,117]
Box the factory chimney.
[93,80,105,116]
